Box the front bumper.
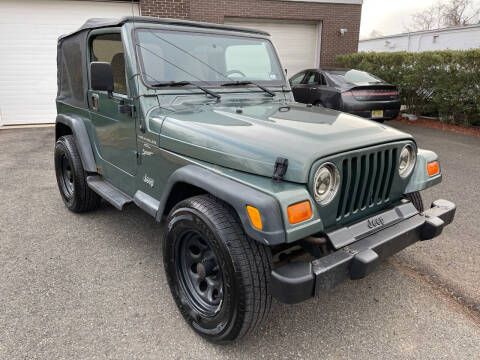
[271,199,456,304]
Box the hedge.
[336,50,480,126]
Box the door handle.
[91,94,99,111]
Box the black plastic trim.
[134,190,161,218]
[270,199,456,304]
[87,175,133,210]
[271,262,314,303]
[56,114,97,173]
[156,165,286,245]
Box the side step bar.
[86,176,133,210]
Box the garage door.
[224,19,321,80]
[0,0,139,126]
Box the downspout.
[417,34,427,52]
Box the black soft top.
[56,16,269,110]
[59,16,270,40]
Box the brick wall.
[139,0,361,66]
[140,0,189,19]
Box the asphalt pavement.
[0,121,479,359]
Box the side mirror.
[91,62,114,95]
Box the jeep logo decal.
[143,174,154,188]
[367,216,385,229]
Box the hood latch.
[273,157,289,182]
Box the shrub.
[337,50,480,126]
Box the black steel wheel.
[164,195,272,344]
[176,230,224,317]
[59,153,74,197]
[54,135,100,213]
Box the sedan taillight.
[343,89,399,99]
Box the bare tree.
[442,0,480,26]
[410,1,446,31]
[368,30,384,39]
[406,0,480,31]
[360,29,384,40]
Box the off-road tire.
[405,191,424,212]
[54,135,100,213]
[163,195,272,344]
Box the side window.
[290,72,305,85]
[91,34,127,95]
[319,73,327,86]
[305,72,319,85]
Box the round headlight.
[398,144,416,178]
[314,163,340,206]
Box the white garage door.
[0,0,139,125]
[225,19,321,80]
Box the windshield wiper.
[151,81,221,99]
[221,81,275,97]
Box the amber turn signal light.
[427,161,440,176]
[287,201,312,224]
[246,205,263,230]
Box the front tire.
[54,135,100,213]
[163,195,272,344]
[405,191,424,212]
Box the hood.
[155,100,412,183]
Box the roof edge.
[360,23,480,42]
[59,16,270,41]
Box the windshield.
[327,69,383,84]
[135,29,285,87]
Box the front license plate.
[371,110,384,118]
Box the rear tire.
[163,195,272,344]
[54,135,100,213]
[405,191,424,212]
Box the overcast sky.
[360,0,438,38]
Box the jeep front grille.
[336,147,398,220]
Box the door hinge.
[118,101,134,117]
[136,151,142,165]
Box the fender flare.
[56,114,97,173]
[156,165,286,245]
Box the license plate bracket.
[326,202,418,250]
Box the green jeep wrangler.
[54,17,456,344]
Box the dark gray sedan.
[289,68,401,122]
